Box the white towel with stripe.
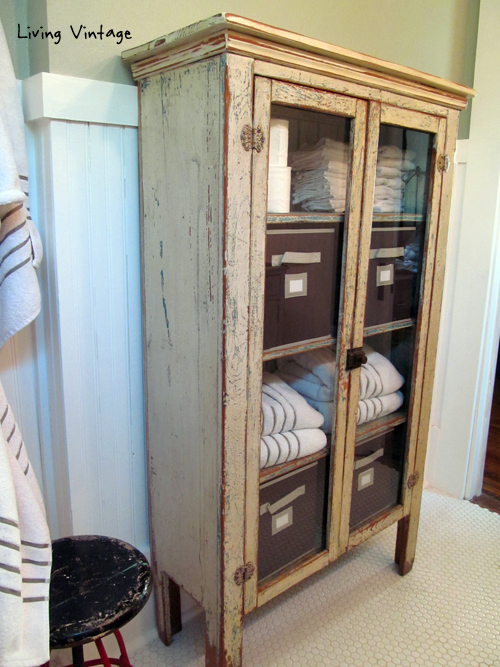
[305,391,404,432]
[261,371,324,436]
[276,345,404,402]
[260,428,327,469]
[0,381,51,667]
[0,19,43,350]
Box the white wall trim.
[22,72,138,127]
[426,0,500,500]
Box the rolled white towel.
[277,345,404,403]
[261,372,324,436]
[357,391,404,426]
[360,347,405,399]
[260,428,327,468]
[305,390,404,433]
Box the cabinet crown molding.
[122,13,474,109]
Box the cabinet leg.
[395,515,415,576]
[155,572,182,646]
[205,611,243,667]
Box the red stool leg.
[94,639,112,667]
[113,631,132,667]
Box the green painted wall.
[1,0,480,137]
[1,0,29,79]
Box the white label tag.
[379,269,392,283]
[272,507,294,535]
[289,278,303,293]
[358,468,374,490]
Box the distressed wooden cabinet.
[123,16,473,666]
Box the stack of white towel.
[260,372,327,468]
[289,138,349,212]
[276,346,404,432]
[374,145,416,213]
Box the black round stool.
[48,535,152,667]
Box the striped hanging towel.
[0,18,43,350]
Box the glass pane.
[258,103,355,582]
[350,124,434,531]
[268,104,350,214]
[264,105,351,350]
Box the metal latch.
[241,125,265,152]
[346,347,367,371]
[437,154,450,173]
[234,562,256,586]
[407,472,420,489]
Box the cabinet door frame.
[340,102,448,553]
[244,77,368,611]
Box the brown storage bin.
[264,228,340,349]
[350,430,403,530]
[364,228,416,328]
[258,456,329,583]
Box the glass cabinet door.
[344,105,446,538]
[245,78,368,605]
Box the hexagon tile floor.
[130,490,500,666]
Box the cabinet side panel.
[139,58,224,608]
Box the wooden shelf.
[363,318,415,338]
[267,213,343,224]
[355,410,407,445]
[267,212,424,225]
[259,446,329,484]
[263,335,335,361]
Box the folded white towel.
[261,372,324,436]
[357,391,404,426]
[373,201,404,213]
[376,166,404,179]
[375,176,405,190]
[0,19,43,350]
[374,185,403,201]
[260,428,327,468]
[276,345,404,403]
[305,390,404,433]
[0,380,51,667]
[378,145,416,161]
[377,156,416,171]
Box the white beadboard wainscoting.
[10,70,481,654]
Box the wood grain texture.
[400,116,447,519]
[244,75,271,615]
[217,53,254,667]
[139,56,225,632]
[348,505,405,549]
[396,111,460,576]
[257,551,330,607]
[254,61,455,118]
[332,99,368,560]
[271,80,356,117]
[381,105,440,133]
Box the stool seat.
[50,535,152,651]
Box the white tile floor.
[131,490,500,666]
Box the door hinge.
[234,562,255,586]
[241,125,265,152]
[437,154,451,173]
[346,347,368,371]
[407,472,420,489]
